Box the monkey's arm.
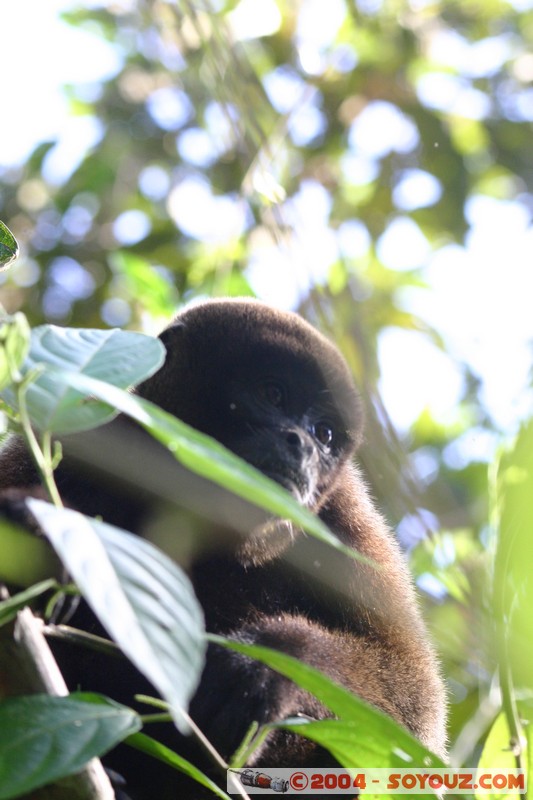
[192,467,447,764]
[317,467,447,756]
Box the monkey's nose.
[285,429,314,459]
[286,430,302,448]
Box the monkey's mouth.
[238,446,316,507]
[262,469,312,506]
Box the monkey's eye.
[313,421,334,448]
[258,381,285,409]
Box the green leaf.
[0,312,30,391]
[494,420,533,690]
[477,712,514,772]
[0,579,58,626]
[126,732,232,799]
[211,635,444,768]
[282,717,418,770]
[26,499,206,733]
[0,326,165,434]
[0,693,141,799]
[0,221,19,271]
[476,712,525,800]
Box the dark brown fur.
[0,299,446,798]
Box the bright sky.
[2,0,533,443]
[2,1,121,166]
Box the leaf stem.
[229,724,270,769]
[14,377,63,508]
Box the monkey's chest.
[191,556,325,633]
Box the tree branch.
[0,602,115,800]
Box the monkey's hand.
[190,614,342,767]
[0,486,49,533]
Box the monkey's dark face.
[222,365,348,506]
[139,299,362,511]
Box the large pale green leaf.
[0,693,140,799]
[0,326,165,434]
[27,499,206,732]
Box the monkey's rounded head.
[138,299,362,507]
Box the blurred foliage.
[1,0,532,775]
[493,420,533,776]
